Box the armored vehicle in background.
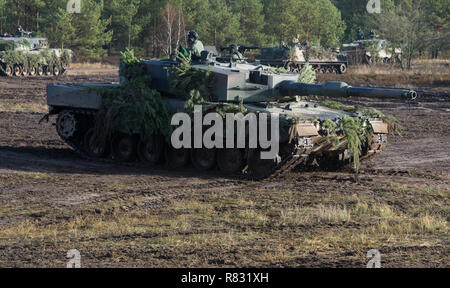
[257,44,348,74]
[0,31,72,77]
[342,38,401,65]
[43,53,416,179]
[215,44,259,64]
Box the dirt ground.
[0,64,448,268]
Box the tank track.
[53,109,386,180]
[0,62,67,77]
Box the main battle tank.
[0,32,72,77]
[43,53,416,179]
[257,44,348,74]
[342,38,401,65]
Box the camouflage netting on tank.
[0,41,16,51]
[319,100,403,171]
[297,63,316,84]
[170,52,215,112]
[303,44,334,61]
[0,48,72,71]
[321,116,372,172]
[320,100,402,135]
[0,50,26,66]
[364,41,382,64]
[93,49,172,146]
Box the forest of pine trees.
[0,0,448,60]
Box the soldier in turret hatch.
[187,31,204,61]
[356,28,365,40]
[230,44,245,63]
[15,25,24,37]
[368,30,376,39]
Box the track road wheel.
[339,64,347,74]
[84,128,107,158]
[191,148,217,171]
[112,134,137,162]
[53,65,61,76]
[217,149,245,174]
[247,149,278,179]
[43,66,51,76]
[13,64,22,76]
[165,146,190,168]
[137,136,164,166]
[28,66,36,76]
[4,65,13,76]
[56,110,78,140]
[36,65,43,76]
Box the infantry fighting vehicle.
[257,44,348,74]
[0,32,72,77]
[215,45,259,64]
[43,53,416,179]
[342,38,401,65]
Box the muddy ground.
[0,65,448,267]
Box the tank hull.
[46,82,389,179]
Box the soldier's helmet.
[187,31,199,44]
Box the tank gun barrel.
[277,81,417,100]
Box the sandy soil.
[0,66,448,267]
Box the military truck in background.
[342,38,402,65]
[0,29,72,77]
[256,44,348,74]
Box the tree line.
[0,0,448,64]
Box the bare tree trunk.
[176,7,181,48]
[17,0,21,26]
[167,7,172,55]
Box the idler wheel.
[247,149,278,179]
[165,146,190,168]
[84,128,107,158]
[112,134,137,162]
[191,148,217,171]
[56,111,78,140]
[217,149,245,174]
[137,136,163,166]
